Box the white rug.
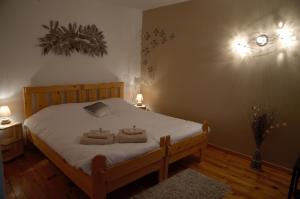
[131,169,230,199]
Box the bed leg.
[92,155,107,199]
[159,136,167,181]
[163,157,169,180]
[197,122,209,163]
[164,136,171,179]
[197,148,204,163]
[197,141,207,163]
[159,160,165,182]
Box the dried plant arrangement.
[39,20,108,57]
[250,105,287,171]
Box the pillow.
[83,102,112,118]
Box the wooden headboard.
[23,82,124,118]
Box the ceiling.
[104,0,191,10]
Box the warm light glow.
[276,52,285,65]
[277,25,297,48]
[230,21,298,59]
[278,21,284,29]
[0,106,11,118]
[231,37,251,57]
[0,90,15,100]
[256,34,269,46]
[136,94,144,105]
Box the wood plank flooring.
[4,146,292,199]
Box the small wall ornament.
[39,20,108,57]
[142,28,175,80]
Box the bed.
[164,124,208,179]
[23,82,208,199]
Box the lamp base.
[1,119,11,125]
[136,102,143,106]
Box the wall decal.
[142,28,175,81]
[39,20,108,57]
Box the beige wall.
[142,0,300,168]
[0,0,142,121]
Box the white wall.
[0,0,142,121]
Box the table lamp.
[0,106,11,125]
[136,94,144,106]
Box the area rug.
[131,169,230,199]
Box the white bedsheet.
[24,98,203,174]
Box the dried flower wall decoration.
[39,20,108,57]
[142,28,175,81]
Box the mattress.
[24,98,204,174]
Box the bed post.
[197,121,209,163]
[23,88,33,118]
[92,155,107,199]
[159,137,166,182]
[202,120,209,132]
[164,135,171,179]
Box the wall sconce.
[231,21,297,58]
[0,106,12,125]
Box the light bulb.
[277,26,296,48]
[231,37,250,57]
[256,34,269,46]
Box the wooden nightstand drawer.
[0,122,23,145]
[0,122,24,162]
[1,140,23,162]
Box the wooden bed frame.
[23,82,208,198]
[164,124,209,179]
[23,82,166,199]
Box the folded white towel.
[120,125,146,135]
[80,133,115,145]
[116,130,147,143]
[84,128,111,139]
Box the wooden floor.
[4,145,292,199]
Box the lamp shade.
[0,106,11,118]
[136,94,144,105]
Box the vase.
[250,148,262,171]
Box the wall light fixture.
[231,21,297,58]
[256,34,269,46]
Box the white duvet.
[24,98,203,174]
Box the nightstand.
[0,122,23,162]
[135,104,147,110]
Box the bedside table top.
[0,121,21,130]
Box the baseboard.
[207,143,292,173]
